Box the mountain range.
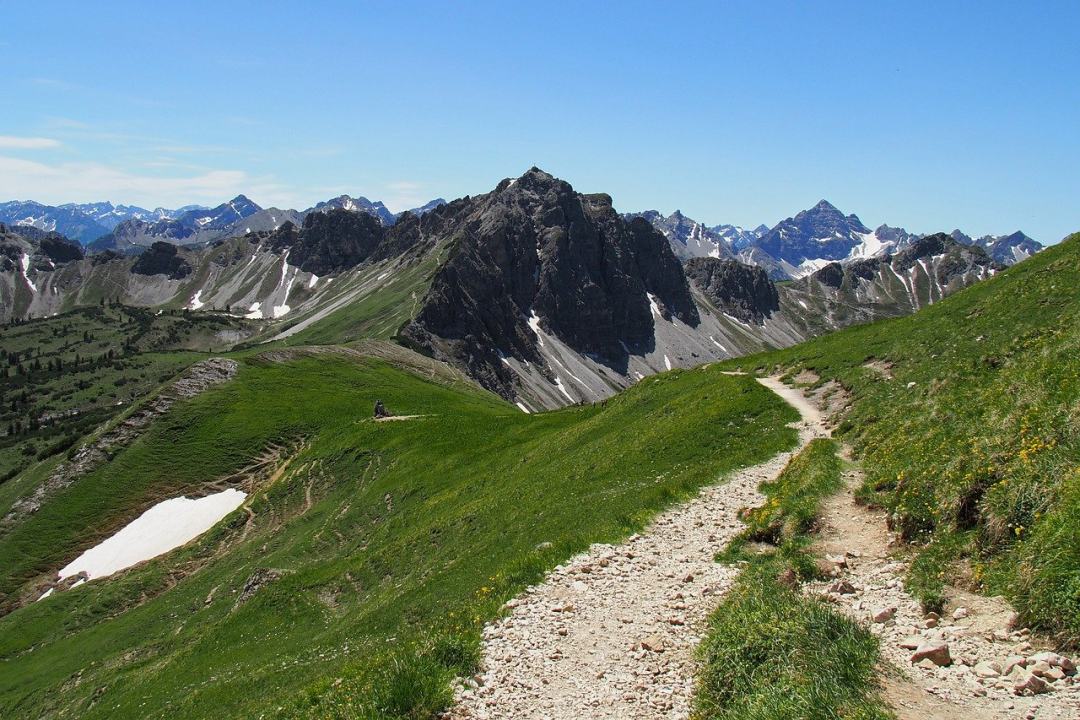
[628,200,1042,279]
[4,189,1040,282]
[0,168,1019,411]
[0,195,448,249]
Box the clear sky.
[2,1,1077,242]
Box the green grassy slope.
[0,352,796,719]
[0,306,252,485]
[727,233,1080,643]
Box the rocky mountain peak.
[401,170,699,399]
[949,229,974,245]
[754,200,869,267]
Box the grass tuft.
[697,439,893,720]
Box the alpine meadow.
[2,3,1078,719]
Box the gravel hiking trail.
[806,451,1080,720]
[446,377,827,720]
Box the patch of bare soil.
[863,359,895,379]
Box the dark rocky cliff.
[401,168,699,398]
[130,241,192,279]
[684,258,779,324]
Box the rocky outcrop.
[811,262,846,289]
[37,234,85,264]
[401,168,699,399]
[268,211,383,275]
[130,241,193,279]
[263,207,433,276]
[893,232,999,282]
[684,257,779,324]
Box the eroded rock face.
[130,241,192,279]
[267,210,385,276]
[401,168,699,399]
[685,257,780,324]
[37,235,84,264]
[893,232,998,279]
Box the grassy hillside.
[728,233,1080,643]
[0,305,252,486]
[0,350,796,719]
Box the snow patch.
[273,271,297,318]
[553,376,575,402]
[848,230,892,260]
[646,292,663,319]
[663,355,672,370]
[187,290,204,310]
[527,311,545,347]
[723,313,753,330]
[19,253,36,293]
[515,402,531,414]
[246,302,262,319]
[58,489,247,581]
[276,250,290,288]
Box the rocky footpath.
[806,463,1080,719]
[445,378,827,719]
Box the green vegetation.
[0,305,251,484]
[727,233,1080,643]
[278,252,444,346]
[731,437,844,560]
[697,439,892,720]
[0,353,796,719]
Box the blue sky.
[2,1,1077,241]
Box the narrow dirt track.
[447,377,828,720]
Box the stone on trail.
[1003,655,1027,675]
[639,635,666,653]
[1013,669,1050,695]
[910,640,952,666]
[871,606,896,623]
[827,579,856,595]
[899,635,923,650]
